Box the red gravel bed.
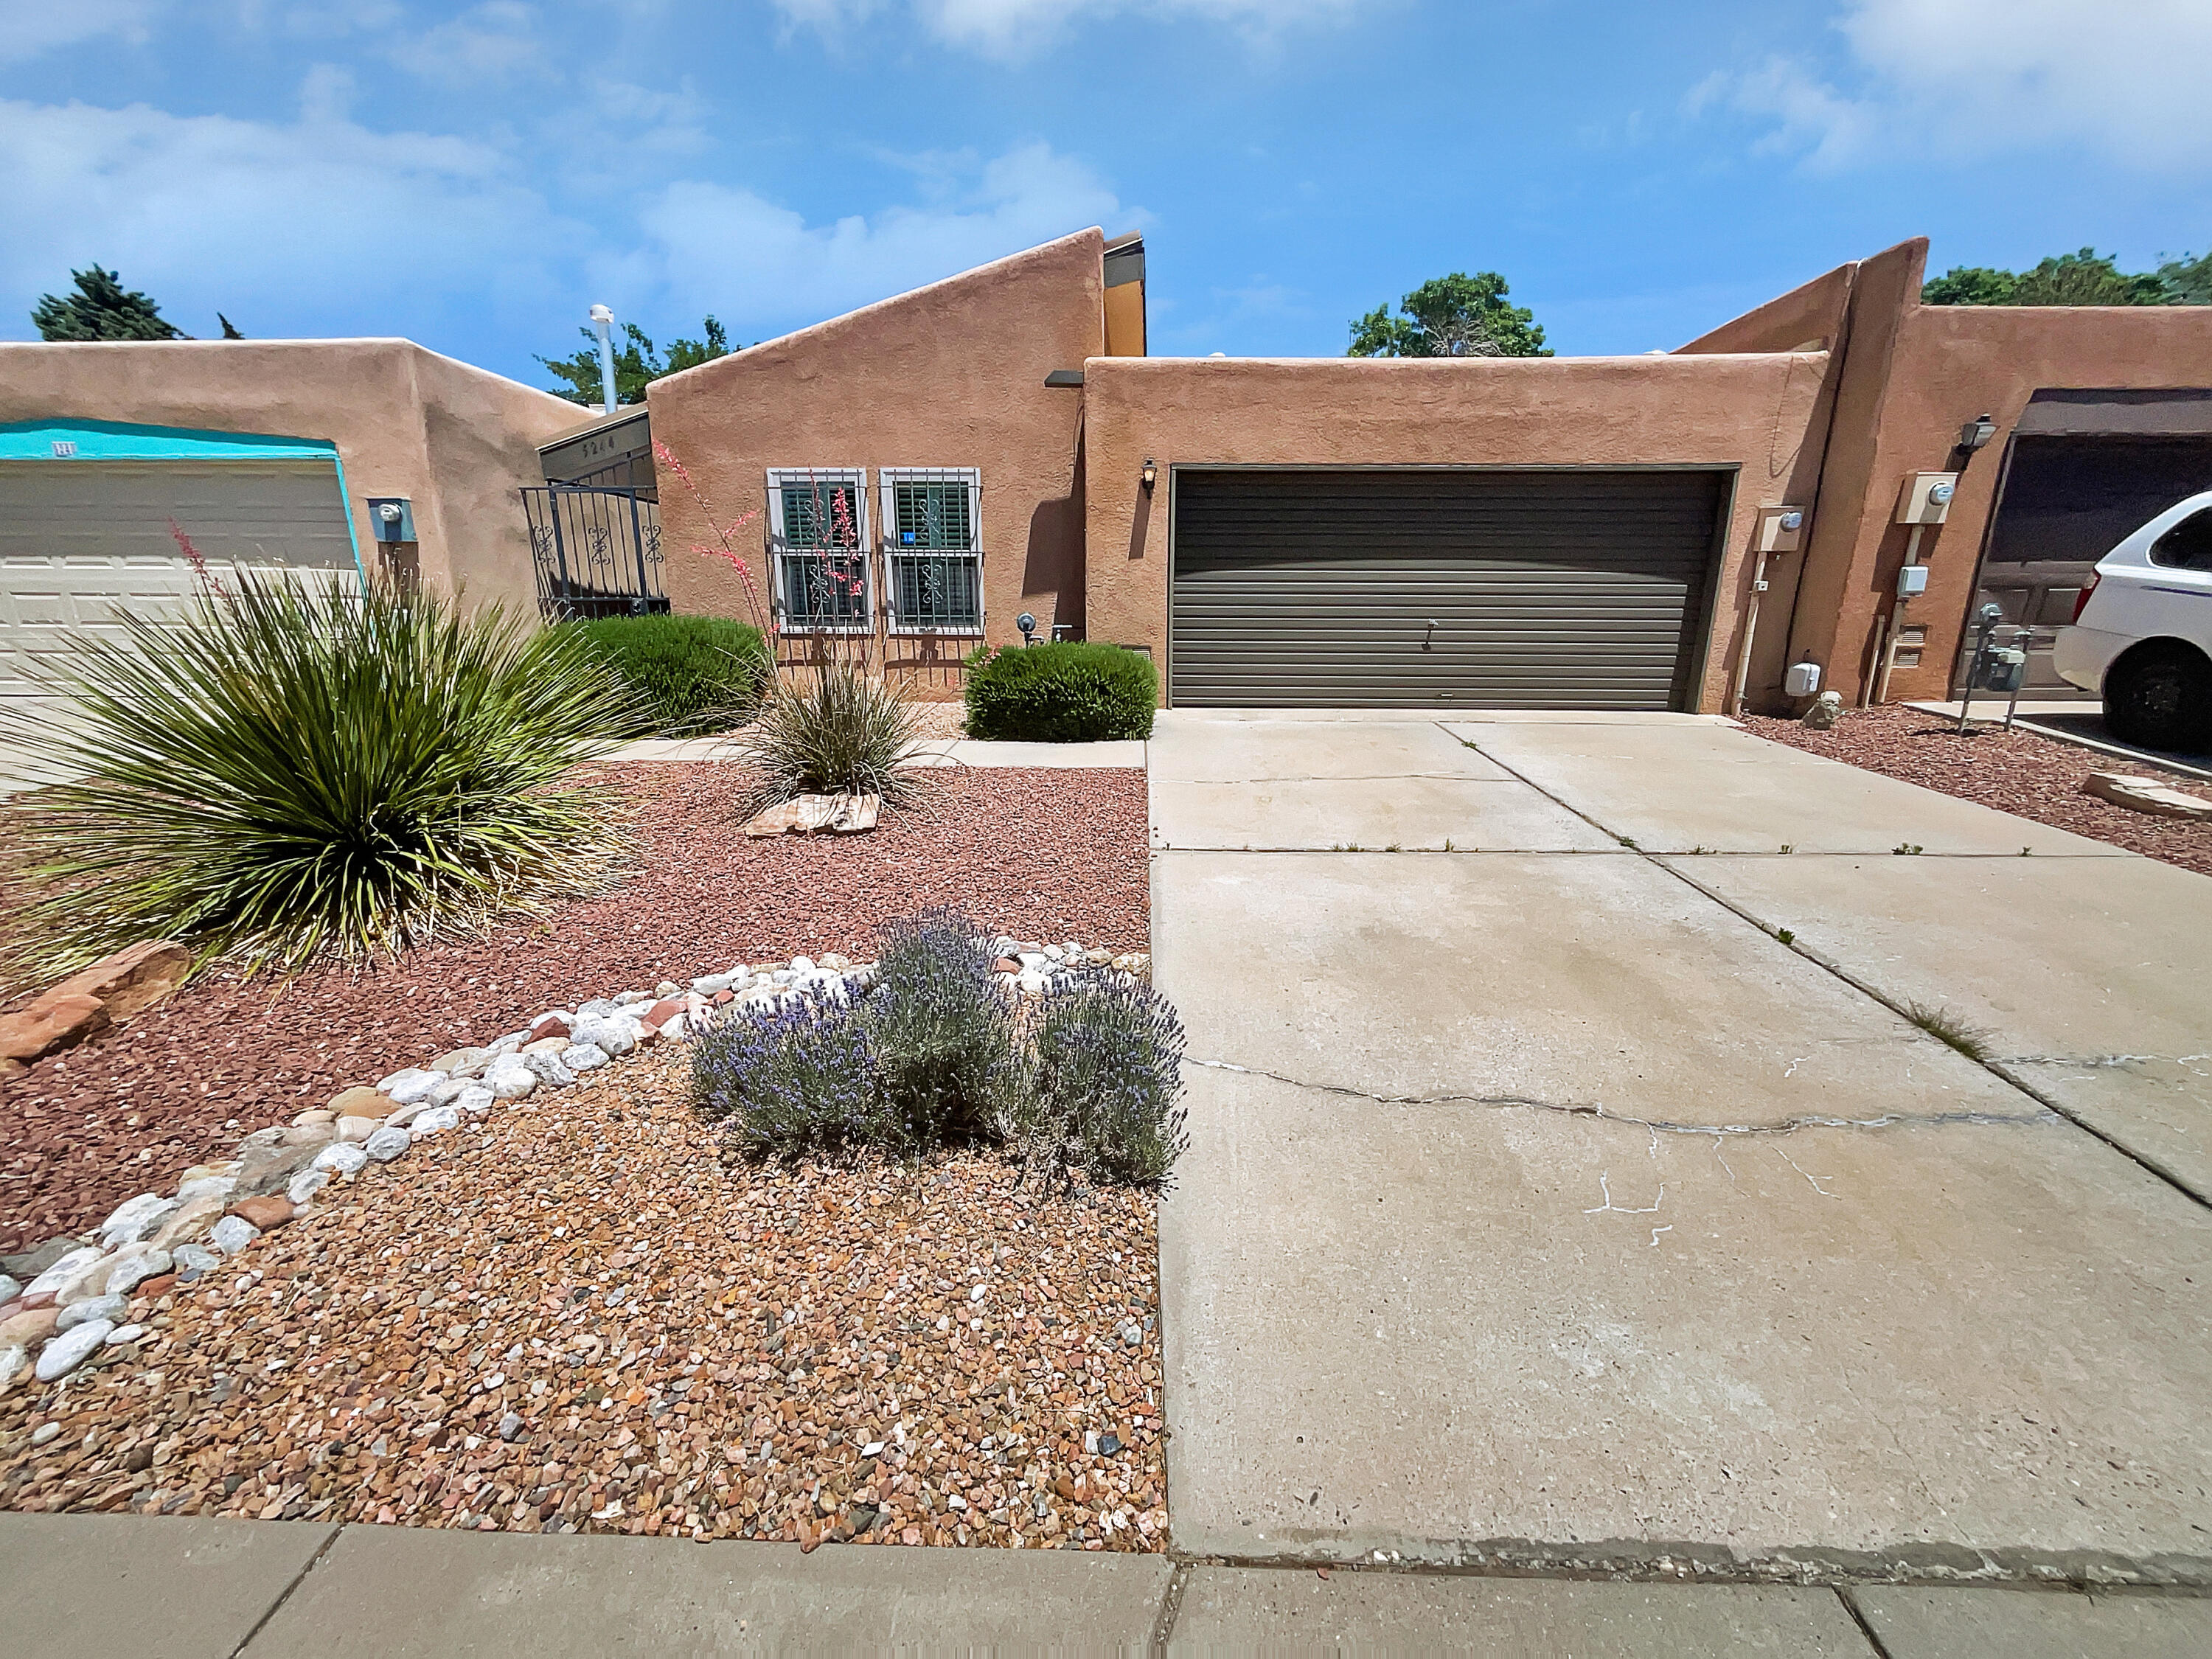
[1,764,1149,1253]
[1743,706,2212,877]
[0,1045,1168,1551]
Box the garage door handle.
[1422,618,1440,651]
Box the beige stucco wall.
[0,338,579,613]
[648,229,1105,690]
[1082,351,1831,712]
[1818,300,2212,703]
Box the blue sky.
[4,1,2208,389]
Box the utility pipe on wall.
[1731,547,1772,717]
[590,304,617,418]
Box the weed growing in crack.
[1903,1001,1995,1064]
[1893,842,1924,856]
[1618,835,1638,849]
[1777,928,1795,945]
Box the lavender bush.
[690,911,1186,1186]
[867,909,1019,1145]
[690,992,893,1160]
[1018,968,1189,1192]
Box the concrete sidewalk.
[11,1513,2211,1656]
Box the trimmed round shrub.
[4,573,649,981]
[569,613,769,736]
[963,642,1157,742]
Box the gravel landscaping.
[0,1042,1168,1550]
[2,762,1150,1253]
[1745,706,2212,877]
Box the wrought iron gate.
[521,484,668,619]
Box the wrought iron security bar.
[880,467,983,635]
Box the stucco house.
[4,226,2210,719]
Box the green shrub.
[867,910,1018,1145]
[4,573,647,981]
[1018,967,1189,1191]
[691,992,895,1160]
[963,642,1156,742]
[569,613,768,736]
[742,660,921,813]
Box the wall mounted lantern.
[1141,457,1158,490]
[1958,413,1997,451]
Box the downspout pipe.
[590,304,618,418]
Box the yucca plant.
[1,571,650,982]
[740,659,922,814]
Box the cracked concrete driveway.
[1152,709,2212,1582]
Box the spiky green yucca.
[3,572,650,981]
[740,660,922,814]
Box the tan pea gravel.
[0,1043,1168,1554]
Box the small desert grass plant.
[740,660,922,814]
[2,572,649,983]
[1904,1001,1995,1064]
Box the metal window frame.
[765,466,874,634]
[878,466,984,636]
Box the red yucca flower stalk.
[653,439,770,639]
[167,518,223,595]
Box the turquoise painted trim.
[327,451,369,588]
[0,417,340,463]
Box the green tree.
[540,316,731,406]
[1349,271,1551,358]
[1920,265,2018,306]
[1923,247,2189,307]
[32,265,187,341]
[2157,249,2212,305]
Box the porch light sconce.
[1958,413,1997,451]
[1141,457,1158,491]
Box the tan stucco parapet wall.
[0,338,581,613]
[1079,350,1832,710]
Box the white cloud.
[383,1,554,88]
[773,0,1370,59]
[0,86,574,337]
[625,140,1130,324]
[1697,0,2212,173]
[0,0,161,63]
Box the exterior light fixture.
[1958,413,1997,451]
[1141,457,1158,490]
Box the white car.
[2054,488,2212,753]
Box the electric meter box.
[1896,564,1930,599]
[368,498,416,543]
[1756,505,1808,554]
[1896,472,1958,526]
[1784,660,1823,698]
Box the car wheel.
[2104,643,2212,754]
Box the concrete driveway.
[1152,709,2212,1581]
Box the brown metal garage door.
[1169,467,1728,708]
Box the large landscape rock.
[2081,771,2212,820]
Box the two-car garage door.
[1169,467,1728,708]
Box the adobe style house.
[4,226,2209,718]
[650,227,2212,712]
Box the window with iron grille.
[766,468,872,632]
[880,467,982,633]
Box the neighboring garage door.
[1169,467,1729,708]
[1,435,360,724]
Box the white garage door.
[0,459,359,706]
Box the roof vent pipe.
[590,304,617,418]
